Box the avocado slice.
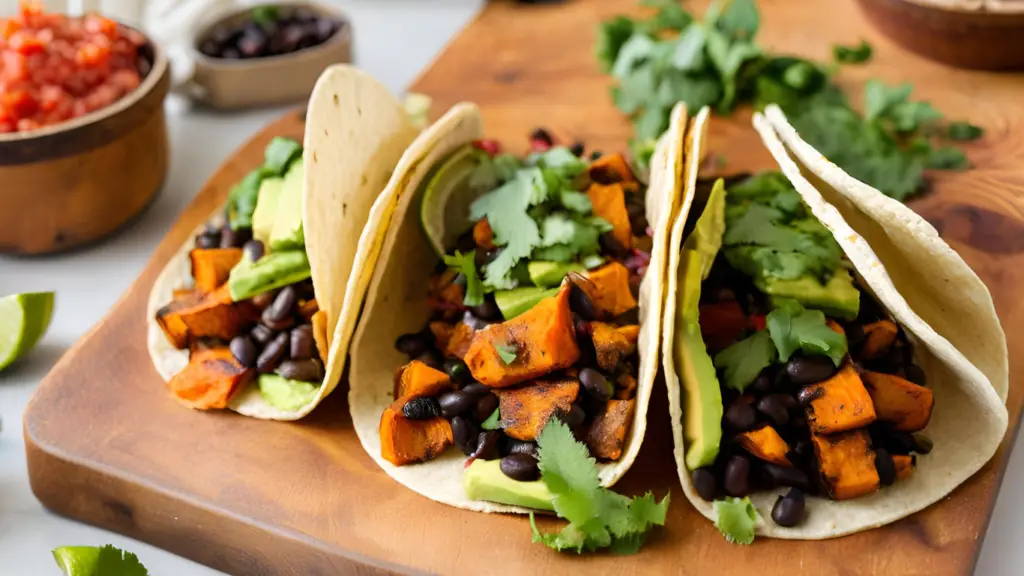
[228,250,311,302]
[252,177,284,245]
[759,269,860,321]
[258,373,320,411]
[269,158,305,251]
[527,261,585,288]
[463,459,554,511]
[494,286,559,320]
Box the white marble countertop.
[0,1,1020,574]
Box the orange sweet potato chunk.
[311,309,329,363]
[589,152,636,184]
[800,364,877,435]
[860,320,898,360]
[587,182,633,250]
[581,262,638,319]
[586,398,636,461]
[473,218,495,250]
[498,377,580,441]
[156,284,252,349]
[464,285,580,388]
[168,347,254,410]
[862,371,934,432]
[738,426,791,467]
[811,429,880,500]
[893,454,915,481]
[431,321,475,360]
[591,322,638,372]
[395,360,454,400]
[190,248,243,293]
[380,406,454,466]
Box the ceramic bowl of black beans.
[184,2,351,109]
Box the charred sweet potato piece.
[589,152,636,185]
[427,269,465,314]
[700,300,748,353]
[799,364,877,434]
[168,347,254,410]
[862,371,934,432]
[893,454,915,481]
[587,183,634,250]
[586,398,636,461]
[311,309,330,363]
[811,429,880,500]
[298,298,319,320]
[591,322,638,372]
[614,373,638,400]
[395,360,454,400]
[190,248,243,293]
[738,426,792,467]
[465,285,580,388]
[498,377,580,441]
[156,284,252,349]
[380,405,453,466]
[473,218,495,250]
[581,262,638,319]
[430,321,475,360]
[860,320,898,360]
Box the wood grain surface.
[24,0,1024,574]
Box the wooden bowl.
[856,0,1024,70]
[0,37,171,256]
[185,3,352,109]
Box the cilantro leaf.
[926,146,969,170]
[947,121,983,141]
[708,0,759,41]
[470,169,548,288]
[833,40,872,64]
[864,80,912,122]
[496,344,518,364]
[766,299,848,366]
[53,545,149,576]
[443,250,484,307]
[596,16,636,72]
[713,330,777,392]
[559,190,593,213]
[481,407,501,430]
[672,25,707,71]
[713,497,759,545]
[538,147,588,177]
[641,0,693,33]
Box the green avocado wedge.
[494,286,559,320]
[463,459,555,511]
[760,269,860,321]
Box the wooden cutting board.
[24,0,1024,574]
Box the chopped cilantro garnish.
[713,329,777,392]
[947,121,984,141]
[481,407,501,430]
[531,420,669,554]
[443,250,484,307]
[53,545,148,576]
[713,497,759,545]
[833,40,872,64]
[766,299,848,366]
[496,344,518,364]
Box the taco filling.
[678,172,934,528]
[381,132,650,506]
[154,137,330,411]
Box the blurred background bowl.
[0,33,170,256]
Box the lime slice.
[419,145,485,256]
[52,546,101,576]
[0,291,55,372]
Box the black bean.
[692,468,716,501]
[579,368,612,402]
[599,232,629,259]
[395,332,431,358]
[437,390,474,418]
[251,290,277,310]
[195,233,219,249]
[913,434,933,455]
[290,325,314,360]
[560,404,586,428]
[262,314,296,332]
[256,332,289,373]
[757,395,791,427]
[462,382,491,398]
[568,283,599,321]
[500,453,540,481]
[903,364,927,387]
[723,456,751,497]
[763,463,810,491]
[229,335,257,368]
[506,440,540,459]
[243,239,265,262]
[845,323,865,352]
[751,372,774,394]
[771,488,805,527]
[451,417,478,455]
[461,311,492,332]
[473,431,502,460]
[786,355,837,385]
[222,47,241,59]
[264,286,298,323]
[724,402,756,431]
[443,358,471,385]
[886,430,917,455]
[471,295,501,321]
[615,307,640,326]
[401,397,442,420]
[220,226,240,248]
[590,150,603,161]
[314,17,337,42]
[250,324,274,345]
[277,358,324,382]
[415,349,444,371]
[875,448,897,486]
[474,393,499,423]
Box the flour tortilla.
[347,103,688,512]
[665,109,1008,539]
[146,65,418,420]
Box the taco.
[661,106,1008,538]
[347,103,688,512]
[146,65,419,419]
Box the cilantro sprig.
[443,250,485,306]
[713,329,776,392]
[530,420,670,554]
[53,545,148,576]
[713,497,759,545]
[766,299,847,366]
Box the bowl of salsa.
[0,1,170,254]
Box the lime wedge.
[52,546,101,576]
[0,291,55,372]
[419,144,485,255]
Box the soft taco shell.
[146,65,417,420]
[762,103,1008,402]
[664,109,1008,538]
[348,103,688,512]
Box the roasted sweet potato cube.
[799,364,877,434]
[465,285,580,388]
[168,347,254,410]
[581,262,638,319]
[587,182,633,250]
[431,321,474,360]
[156,284,251,349]
[738,426,791,467]
[395,360,454,400]
[893,454,915,481]
[298,298,319,320]
[586,398,636,461]
[473,218,495,250]
[380,405,453,466]
[811,429,880,500]
[189,248,243,293]
[591,322,638,372]
[862,371,934,432]
[498,377,580,441]
[589,152,636,184]
[428,269,465,313]
[614,373,637,400]
[311,309,330,363]
[860,320,898,360]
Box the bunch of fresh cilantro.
[531,419,670,553]
[598,0,983,201]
